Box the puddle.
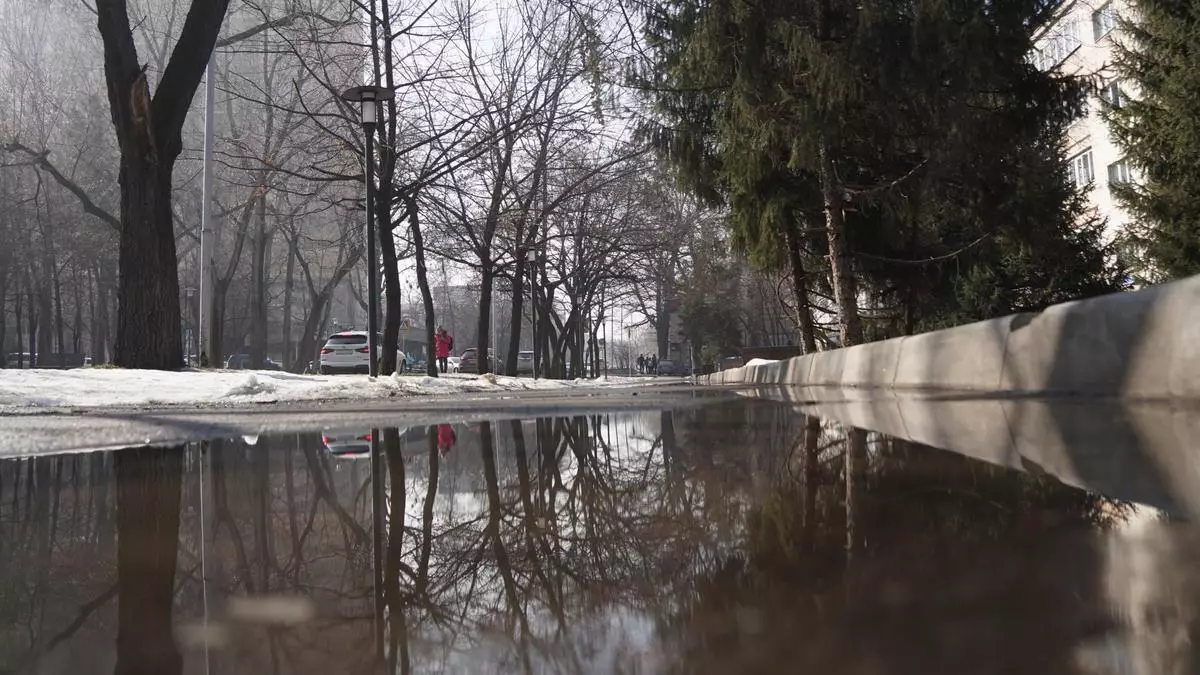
[1,397,1197,673]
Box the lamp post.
[184,287,196,365]
[340,84,395,378]
[527,249,538,380]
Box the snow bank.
[744,358,780,367]
[0,367,663,409]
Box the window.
[1108,159,1132,184]
[1036,19,1082,70]
[1102,80,1125,108]
[1093,3,1118,40]
[1069,149,1095,188]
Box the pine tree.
[1107,0,1200,280]
[640,0,1123,340]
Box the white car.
[322,431,372,457]
[319,331,406,374]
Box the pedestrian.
[437,423,457,454]
[637,354,645,375]
[435,326,454,373]
[651,354,659,374]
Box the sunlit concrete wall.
[707,275,1200,400]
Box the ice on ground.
[0,367,670,409]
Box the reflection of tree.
[114,445,184,675]
[382,426,411,675]
[362,405,795,673]
[673,424,1133,674]
[1,433,381,673]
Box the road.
[0,384,739,456]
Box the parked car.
[516,351,535,375]
[656,359,682,376]
[225,353,283,370]
[321,431,373,458]
[458,348,503,375]
[3,353,35,368]
[318,331,407,374]
[447,355,461,373]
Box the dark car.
[656,359,682,376]
[459,348,503,375]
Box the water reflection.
[2,400,1198,673]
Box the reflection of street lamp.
[341,84,395,378]
[527,249,538,380]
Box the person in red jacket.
[436,424,457,454]
[434,326,454,373]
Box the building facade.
[1033,0,1134,244]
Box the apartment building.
[1033,0,1134,244]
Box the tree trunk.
[114,160,183,370]
[281,238,296,370]
[210,283,227,367]
[295,291,331,374]
[407,195,438,377]
[505,264,525,375]
[249,194,269,369]
[26,270,38,366]
[95,261,114,365]
[53,258,65,365]
[655,279,669,359]
[818,139,862,348]
[440,259,457,347]
[377,195,402,375]
[98,0,230,370]
[785,220,818,354]
[35,263,54,362]
[475,264,494,375]
[72,265,83,354]
[0,266,7,368]
[15,275,24,367]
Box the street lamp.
[184,287,196,366]
[526,249,538,380]
[341,84,395,378]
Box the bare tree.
[95,0,232,368]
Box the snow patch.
[745,358,780,367]
[223,374,277,398]
[0,367,675,410]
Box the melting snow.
[0,368,663,409]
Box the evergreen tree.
[641,0,1123,342]
[1107,0,1200,280]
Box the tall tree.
[1107,0,1200,281]
[641,0,1120,346]
[96,0,231,368]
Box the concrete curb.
[768,388,1197,516]
[706,275,1200,399]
